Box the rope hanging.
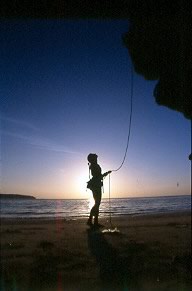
[108,173,112,225]
[112,64,134,172]
[106,64,134,230]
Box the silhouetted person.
[87,153,111,227]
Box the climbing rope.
[112,64,134,172]
[108,173,112,225]
[106,64,134,231]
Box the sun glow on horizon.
[88,195,95,211]
[74,170,89,198]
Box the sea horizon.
[36,194,190,200]
[1,193,190,200]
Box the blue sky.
[1,20,191,198]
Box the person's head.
[87,153,98,164]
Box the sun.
[75,171,89,198]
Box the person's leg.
[87,193,96,225]
[87,188,101,226]
[93,190,101,225]
[87,208,93,225]
[89,201,97,222]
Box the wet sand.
[0,211,191,290]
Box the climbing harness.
[102,64,134,234]
[87,162,104,193]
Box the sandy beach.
[1,211,191,291]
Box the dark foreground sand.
[0,212,191,291]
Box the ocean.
[0,195,191,219]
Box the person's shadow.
[87,228,127,290]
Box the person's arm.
[102,171,112,178]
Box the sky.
[0,19,191,199]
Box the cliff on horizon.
[0,194,36,199]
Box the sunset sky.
[1,20,191,199]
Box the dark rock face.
[123,0,191,120]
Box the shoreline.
[0,209,191,223]
[1,211,191,290]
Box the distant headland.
[0,194,36,199]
